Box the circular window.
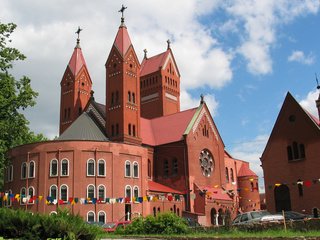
[288,115,296,122]
[199,149,214,177]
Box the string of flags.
[0,193,184,205]
[268,178,320,189]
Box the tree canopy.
[0,22,46,189]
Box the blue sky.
[1,0,320,191]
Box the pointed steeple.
[59,27,92,135]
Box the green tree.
[0,22,46,189]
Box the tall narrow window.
[300,144,305,158]
[133,162,139,178]
[87,159,95,176]
[133,186,139,199]
[28,186,35,204]
[60,185,68,202]
[293,142,299,159]
[172,158,178,176]
[115,91,119,103]
[67,108,71,119]
[250,182,254,192]
[116,124,119,136]
[7,165,13,182]
[225,167,229,183]
[87,211,95,223]
[111,92,114,105]
[111,125,115,136]
[98,159,105,176]
[50,159,58,176]
[132,93,135,103]
[148,159,151,178]
[98,211,106,224]
[297,180,303,197]
[125,161,131,177]
[128,124,131,135]
[87,185,95,199]
[128,91,131,102]
[132,125,136,137]
[20,187,26,205]
[230,168,234,182]
[61,159,69,176]
[21,162,27,179]
[98,185,105,201]
[164,159,169,178]
[50,185,58,200]
[29,161,35,178]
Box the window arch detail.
[87,159,95,176]
[50,159,58,177]
[61,158,69,176]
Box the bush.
[0,207,103,240]
[124,212,189,235]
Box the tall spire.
[118,4,127,27]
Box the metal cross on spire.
[75,26,83,48]
[119,4,127,25]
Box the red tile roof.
[141,108,197,146]
[140,50,169,76]
[148,181,183,194]
[114,26,132,56]
[68,47,87,76]
[237,163,257,177]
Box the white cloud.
[230,134,269,191]
[288,50,315,65]
[299,89,319,118]
[225,0,319,75]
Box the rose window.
[199,149,214,177]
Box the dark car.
[277,211,308,221]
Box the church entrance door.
[125,204,131,220]
[274,184,291,212]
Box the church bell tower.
[105,6,141,144]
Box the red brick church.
[3,8,260,226]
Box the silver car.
[232,211,281,225]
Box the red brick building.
[3,11,260,226]
[261,92,320,216]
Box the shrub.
[123,212,189,235]
[0,207,103,240]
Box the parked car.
[102,221,131,232]
[276,211,308,221]
[232,211,281,225]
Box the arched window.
[60,184,68,202]
[125,185,132,199]
[87,211,95,223]
[61,159,69,176]
[29,161,35,178]
[50,159,58,177]
[87,159,95,176]
[230,168,234,182]
[7,165,13,182]
[153,207,156,216]
[148,159,151,178]
[250,182,254,192]
[21,162,27,179]
[297,179,303,196]
[28,186,35,204]
[287,146,293,161]
[172,158,178,176]
[98,159,106,176]
[115,91,119,103]
[111,92,114,105]
[293,142,299,159]
[98,211,106,224]
[20,187,26,205]
[164,159,169,178]
[98,185,106,201]
[125,161,131,177]
[50,185,58,200]
[133,162,139,178]
[111,124,115,136]
[87,184,95,199]
[225,167,229,183]
[133,186,139,199]
[116,124,119,136]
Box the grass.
[102,229,320,239]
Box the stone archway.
[274,184,291,212]
[210,208,217,225]
[218,208,224,225]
